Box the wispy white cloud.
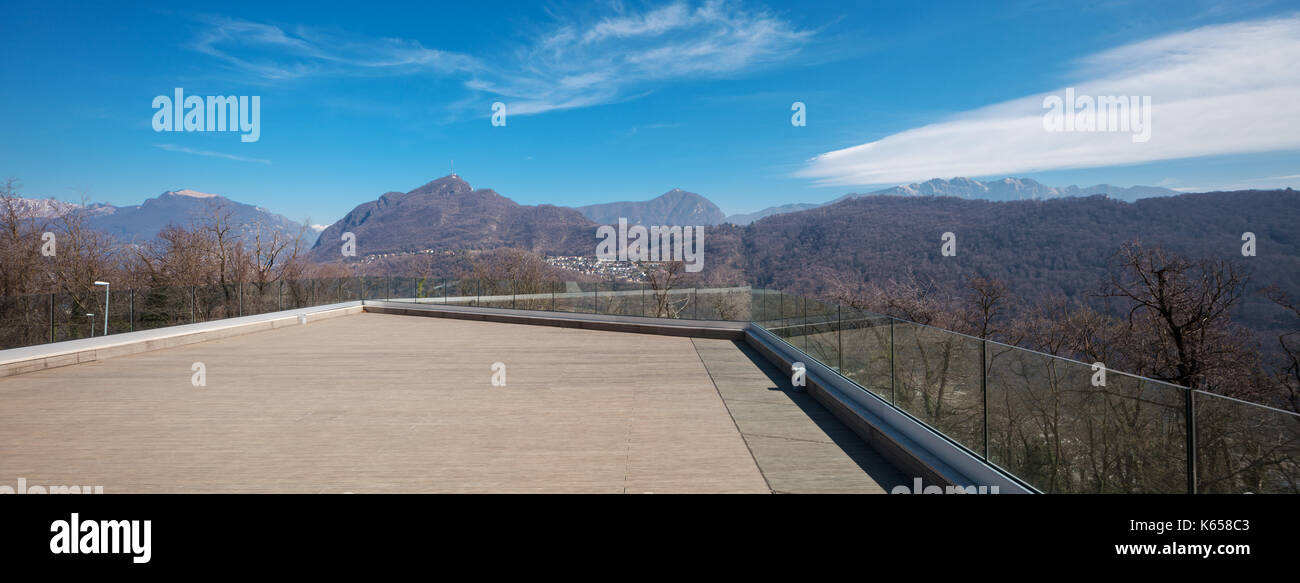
[156,143,271,165]
[622,122,684,137]
[188,1,813,115]
[190,16,483,80]
[797,15,1300,187]
[492,1,811,115]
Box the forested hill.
[738,189,1300,334]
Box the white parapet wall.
[0,302,364,378]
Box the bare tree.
[1103,241,1254,391]
[962,276,1008,340]
[0,178,46,297]
[199,200,241,291]
[1263,286,1300,413]
[246,220,306,292]
[643,261,691,318]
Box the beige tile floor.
[0,312,902,493]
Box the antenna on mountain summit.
[450,160,455,177]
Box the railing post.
[48,293,54,343]
[981,338,989,461]
[238,282,243,317]
[802,296,808,352]
[889,318,896,404]
[837,303,847,372]
[129,289,134,332]
[1185,389,1197,494]
[837,305,843,371]
[191,286,196,323]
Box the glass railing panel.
[772,293,803,343]
[639,285,683,318]
[839,310,894,402]
[408,276,430,301]
[553,281,595,313]
[1118,376,1188,493]
[287,279,305,309]
[678,287,699,320]
[624,283,651,317]
[750,289,778,326]
[426,277,449,304]
[349,276,363,301]
[892,321,985,458]
[461,278,487,306]
[593,281,611,315]
[693,286,750,321]
[509,280,556,312]
[472,279,510,309]
[102,285,127,333]
[578,281,599,313]
[136,285,186,330]
[352,276,365,301]
[238,282,261,316]
[597,282,636,316]
[986,343,1186,493]
[307,278,326,307]
[315,277,339,304]
[0,293,48,347]
[803,299,841,372]
[441,278,469,305]
[1195,390,1300,494]
[549,281,575,313]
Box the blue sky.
[2,0,1298,226]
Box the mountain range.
[574,188,725,226]
[10,176,1179,247]
[11,189,317,246]
[89,189,313,245]
[308,175,595,261]
[722,177,1179,224]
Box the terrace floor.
[0,312,906,493]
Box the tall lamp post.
[94,281,110,336]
